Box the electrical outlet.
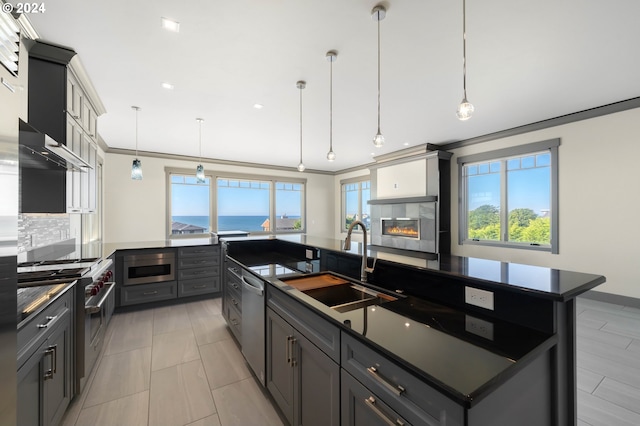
[465,315,494,340]
[465,286,494,311]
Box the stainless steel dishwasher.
[241,270,266,386]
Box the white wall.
[450,107,640,299]
[104,153,334,243]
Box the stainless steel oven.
[123,252,175,285]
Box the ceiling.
[26,0,640,172]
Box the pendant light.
[296,80,306,172]
[195,118,205,183]
[372,5,386,148]
[326,51,337,161]
[456,0,474,120]
[131,106,142,180]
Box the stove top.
[18,257,99,268]
[17,257,103,285]
[17,268,87,284]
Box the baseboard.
[579,290,640,309]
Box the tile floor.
[61,296,640,426]
[576,297,640,426]
[61,297,284,426]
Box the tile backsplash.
[18,213,71,254]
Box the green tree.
[468,205,500,229]
[509,208,538,227]
[521,217,551,244]
[469,223,501,240]
[294,219,302,230]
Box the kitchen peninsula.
[221,235,605,426]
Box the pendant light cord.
[462,0,468,100]
[329,57,333,152]
[134,107,139,157]
[299,85,303,163]
[377,12,381,132]
[198,119,202,161]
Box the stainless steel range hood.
[19,120,90,171]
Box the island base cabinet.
[342,370,411,426]
[266,307,340,426]
[17,310,72,426]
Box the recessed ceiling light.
[403,142,410,146]
[161,82,174,90]
[370,152,375,156]
[161,17,180,33]
[253,103,264,109]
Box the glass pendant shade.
[326,150,336,161]
[297,162,305,172]
[196,164,205,183]
[456,99,474,121]
[131,158,142,180]
[373,131,385,148]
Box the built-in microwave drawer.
[341,333,463,426]
[123,251,176,286]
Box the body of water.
[172,215,299,232]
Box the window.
[168,173,212,236]
[341,178,371,231]
[167,169,306,237]
[458,139,559,253]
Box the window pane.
[217,178,270,232]
[362,183,371,230]
[171,175,210,235]
[507,165,551,245]
[521,156,535,168]
[507,158,520,170]
[344,184,359,230]
[467,172,501,241]
[275,181,303,231]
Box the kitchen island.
[223,235,605,426]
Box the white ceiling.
[27,0,640,172]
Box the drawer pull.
[364,396,404,426]
[231,298,238,306]
[43,345,57,380]
[232,283,239,290]
[231,318,239,326]
[367,366,406,397]
[192,284,207,289]
[143,291,158,296]
[37,315,58,329]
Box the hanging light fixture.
[372,5,386,148]
[456,0,474,120]
[131,106,142,180]
[296,80,306,172]
[195,118,205,183]
[326,51,337,161]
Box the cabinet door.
[66,115,82,212]
[17,341,45,426]
[66,72,82,122]
[44,319,72,426]
[85,139,97,213]
[295,332,340,426]
[266,308,294,425]
[341,370,410,426]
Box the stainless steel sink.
[281,272,397,313]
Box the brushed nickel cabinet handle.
[367,366,406,397]
[364,396,404,426]
[143,291,158,295]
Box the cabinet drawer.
[179,256,219,269]
[341,369,411,426]
[267,286,340,363]
[17,287,72,368]
[178,265,219,280]
[121,281,177,306]
[342,333,463,426]
[178,276,220,297]
[178,246,220,258]
[224,293,242,341]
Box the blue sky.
[171,178,302,217]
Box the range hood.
[19,121,90,171]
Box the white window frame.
[166,168,307,238]
[457,139,560,253]
[340,177,371,233]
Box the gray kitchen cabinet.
[342,332,462,426]
[222,261,242,341]
[177,245,221,298]
[341,369,410,426]
[266,307,340,426]
[17,290,73,426]
[120,281,178,306]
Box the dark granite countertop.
[101,237,219,258]
[230,253,556,407]
[273,234,605,301]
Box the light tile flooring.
[61,296,640,426]
[61,297,284,426]
[576,297,640,426]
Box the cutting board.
[285,274,350,291]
